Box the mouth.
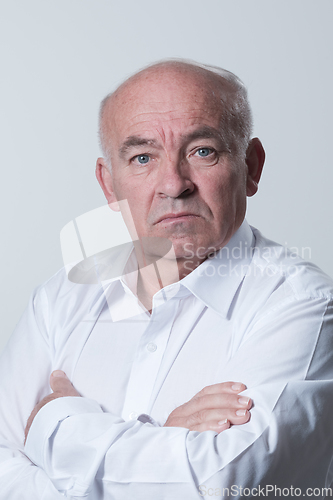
[155,213,200,224]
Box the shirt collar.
[180,220,255,318]
[98,219,255,318]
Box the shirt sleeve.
[24,296,333,499]
[0,286,65,499]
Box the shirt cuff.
[24,396,103,468]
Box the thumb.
[50,370,80,396]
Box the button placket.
[121,298,179,421]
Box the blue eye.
[197,148,211,157]
[136,154,150,164]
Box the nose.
[156,158,194,199]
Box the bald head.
[98,60,253,169]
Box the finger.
[196,381,247,397]
[188,419,231,434]
[50,371,80,397]
[171,383,248,418]
[166,406,251,429]
[180,393,252,417]
[184,407,251,429]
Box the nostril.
[158,175,194,199]
[178,186,194,198]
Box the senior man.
[1,60,333,499]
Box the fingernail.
[238,396,250,406]
[52,370,67,378]
[236,409,247,416]
[232,383,243,391]
[217,419,229,426]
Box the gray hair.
[98,59,253,169]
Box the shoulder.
[32,265,108,334]
[250,226,333,302]
[229,228,333,369]
[39,266,100,303]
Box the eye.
[196,148,213,157]
[189,146,219,166]
[135,154,150,164]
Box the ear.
[245,138,265,197]
[95,158,120,211]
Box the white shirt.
[1,220,333,499]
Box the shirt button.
[147,342,157,352]
[129,412,138,420]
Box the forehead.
[104,68,228,144]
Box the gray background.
[1,0,332,353]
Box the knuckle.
[220,393,234,406]
[199,394,209,407]
[186,411,202,427]
[199,384,211,396]
[197,409,209,422]
[189,409,209,424]
[191,395,201,404]
[189,396,202,412]
[170,404,185,417]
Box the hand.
[24,370,80,444]
[163,381,252,433]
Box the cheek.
[207,169,244,202]
[112,175,137,203]
[115,181,151,229]
[206,170,247,222]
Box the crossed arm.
[22,373,333,499]
[24,370,252,441]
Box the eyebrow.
[181,126,229,149]
[119,136,160,157]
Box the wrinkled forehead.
[103,68,232,139]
